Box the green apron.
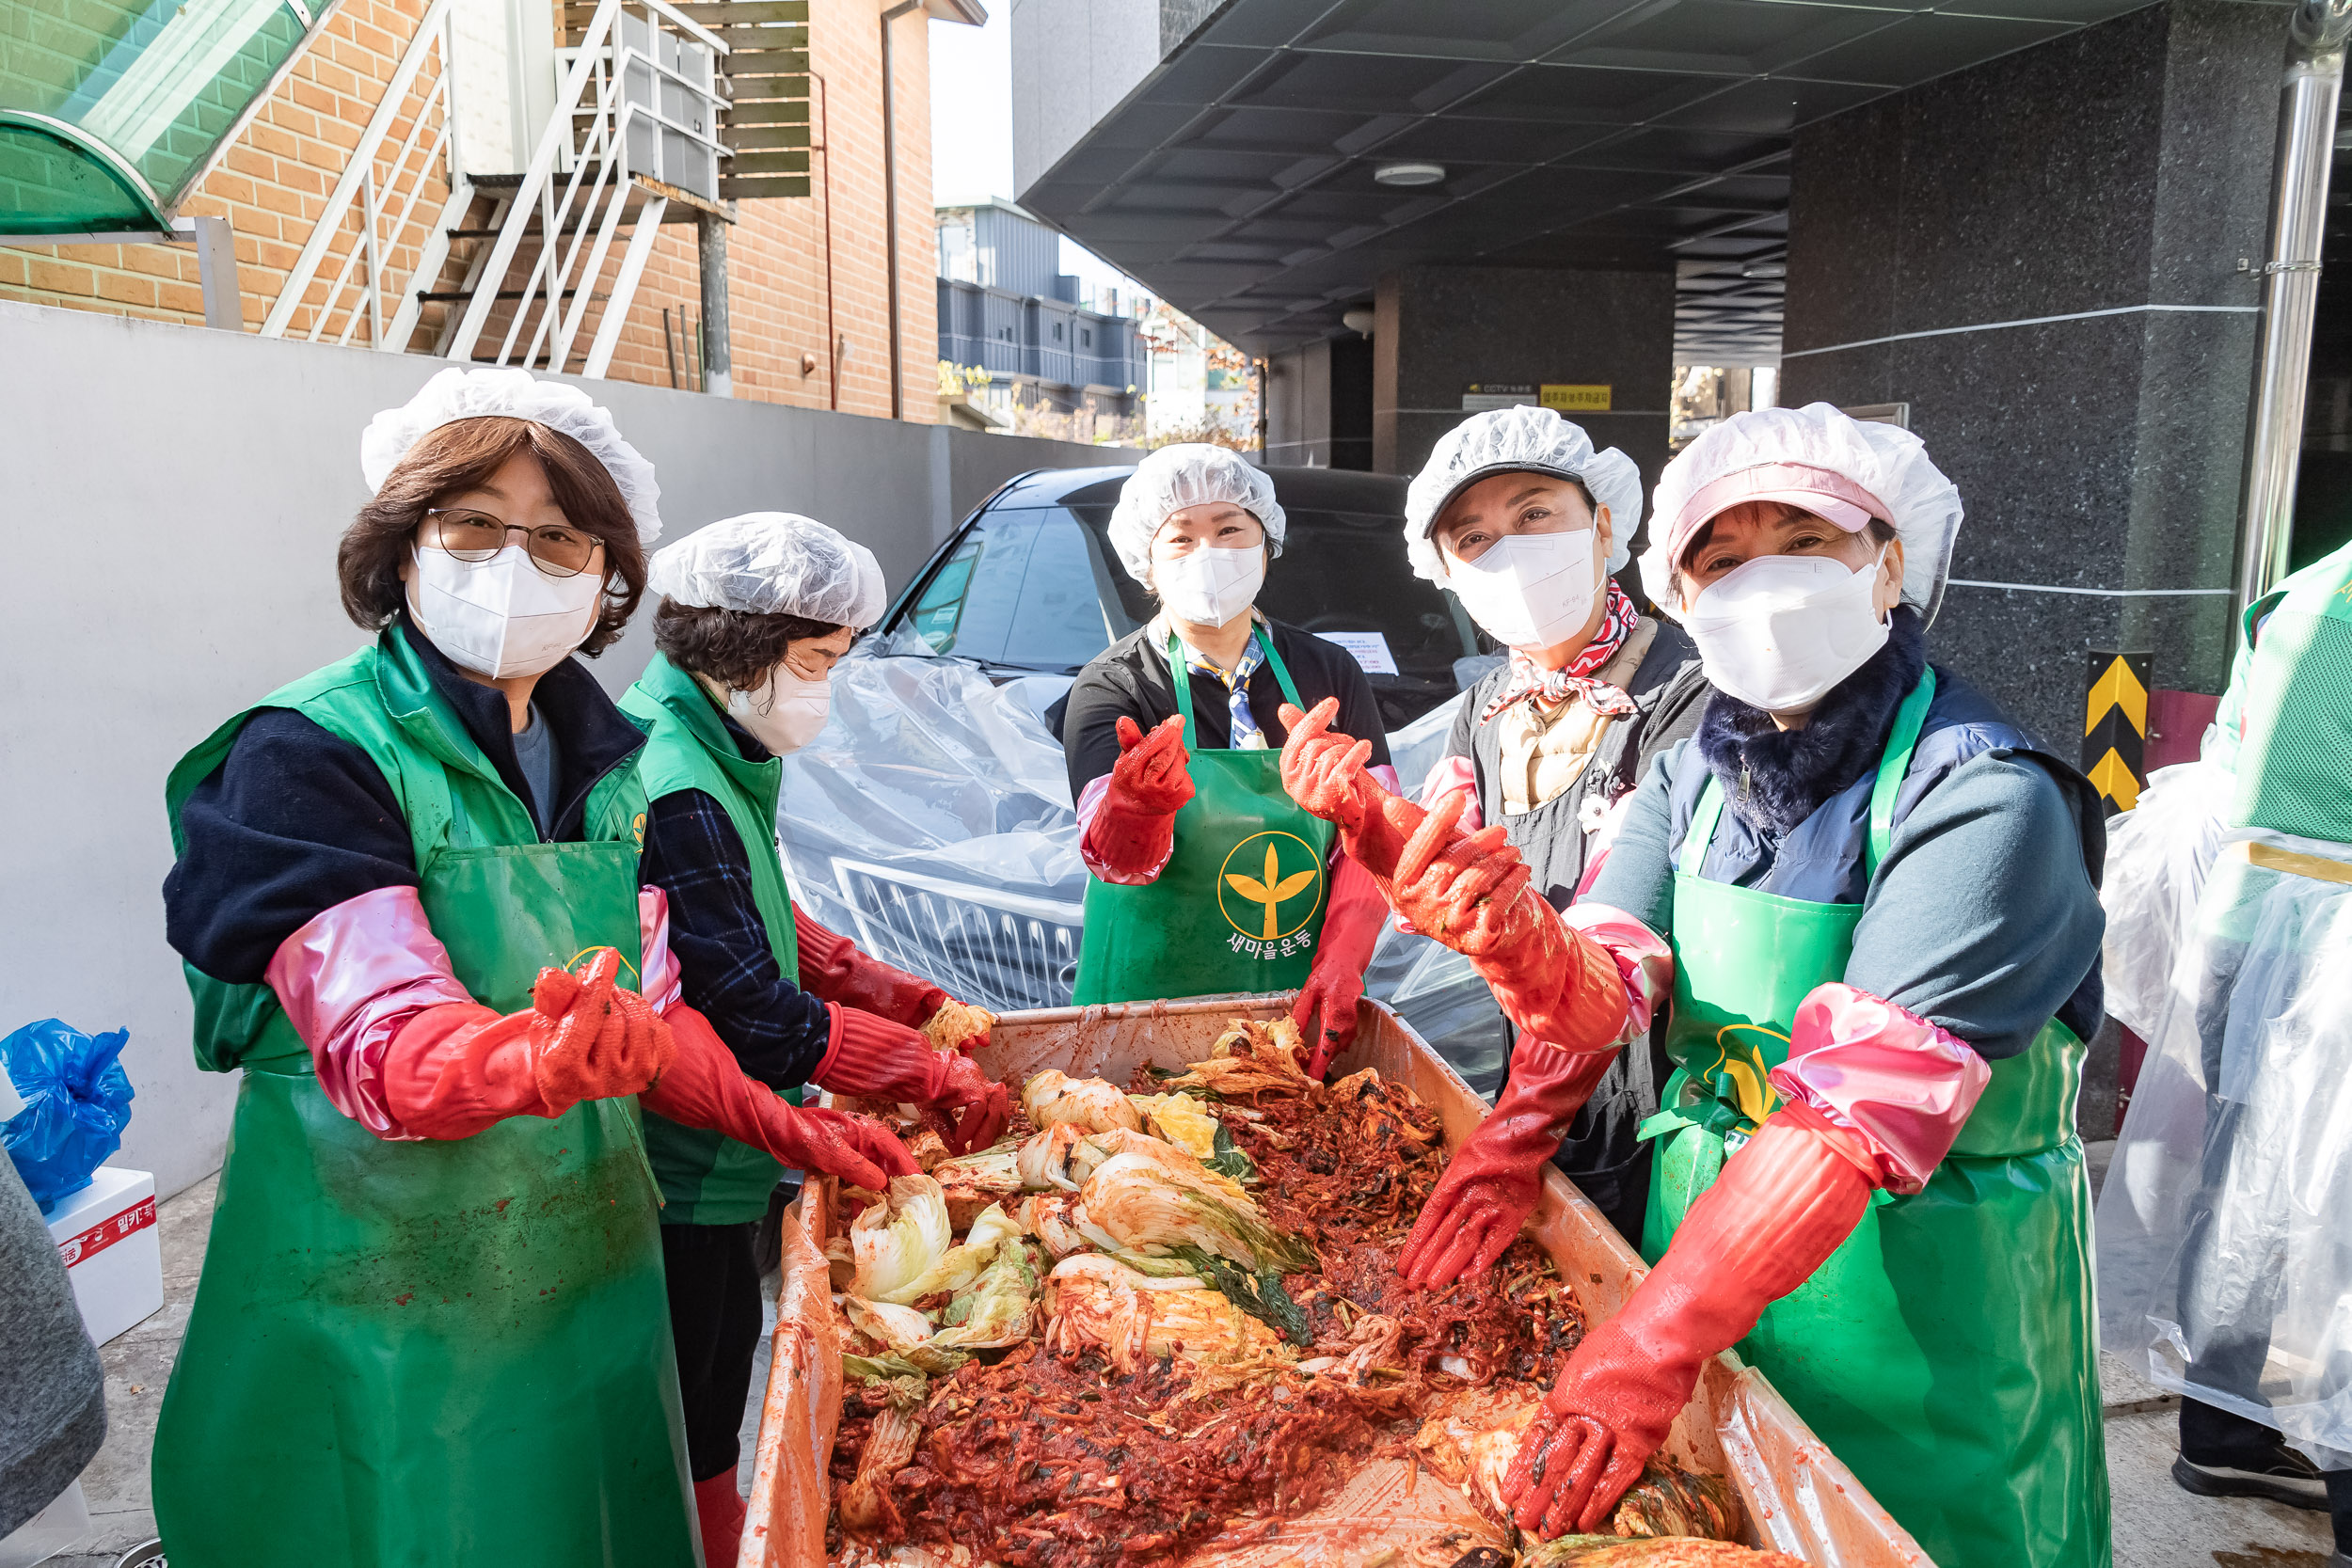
[1641,670,2107,1568]
[1073,625,1336,1005]
[621,652,802,1227]
[153,630,699,1568]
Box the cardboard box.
[46,1165,163,1346]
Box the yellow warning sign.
[1540,384,1612,412]
[2085,749,2142,813]
[2084,656,2148,737]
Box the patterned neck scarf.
[1167,618,1270,749]
[1481,583,1642,722]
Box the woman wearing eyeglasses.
[153,368,911,1568]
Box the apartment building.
[2,0,981,419]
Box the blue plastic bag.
[2,1020,135,1211]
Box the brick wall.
[1,0,942,422]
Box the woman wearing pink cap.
[1279,404,2108,1568]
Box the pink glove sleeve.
[1076,772,1177,884]
[639,886,682,1013]
[264,886,476,1140]
[1765,982,1991,1195]
[1561,903,1674,1047]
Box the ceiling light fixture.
[1373,161,1446,187]
[1741,261,1788,279]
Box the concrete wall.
[1780,0,2281,749]
[1266,335,1374,470]
[1008,0,1158,195]
[0,300,1136,1198]
[1372,265,1675,546]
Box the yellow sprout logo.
[1218,832,1324,941]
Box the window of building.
[1053,322,1064,341]
[1081,327,1092,348]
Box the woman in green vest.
[1062,444,1394,1076]
[1282,404,2109,1568]
[625,510,1009,1561]
[155,369,912,1568]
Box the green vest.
[2227,537,2352,841]
[152,626,697,1568]
[620,652,803,1226]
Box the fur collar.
[1697,608,1928,839]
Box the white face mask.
[728,665,833,756]
[406,544,604,680]
[1682,549,1891,714]
[1442,529,1598,650]
[1153,543,1264,626]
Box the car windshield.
[895,485,1482,728]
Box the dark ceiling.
[1017,0,2154,361]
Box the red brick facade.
[1,0,939,423]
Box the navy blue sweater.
[163,616,647,986]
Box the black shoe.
[2171,1451,2330,1511]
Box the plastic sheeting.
[2098,760,2234,1040]
[775,655,1506,1083]
[2096,824,2352,1467]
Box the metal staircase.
[260,0,784,377]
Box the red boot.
[692,1470,746,1567]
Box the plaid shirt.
[639,761,834,1089]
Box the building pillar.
[697,208,733,397]
[1780,0,2282,748]
[1264,336,1374,468]
[1370,264,1675,522]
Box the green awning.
[2,0,315,234]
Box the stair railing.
[258,0,463,348]
[446,0,727,376]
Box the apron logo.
[1218,832,1324,943]
[1695,1023,1785,1125]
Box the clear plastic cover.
[2096,759,2234,1039]
[2096,827,2352,1468]
[775,656,1506,1079]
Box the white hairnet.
[1106,444,1287,585]
[1402,406,1643,584]
[359,366,662,545]
[1644,403,1964,625]
[647,512,887,628]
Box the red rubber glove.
[793,907,949,1028]
[1083,714,1194,879]
[1292,852,1385,1079]
[644,1005,915,1191]
[1395,1038,1618,1287]
[813,1008,1011,1154]
[1502,1102,1880,1538]
[384,947,675,1140]
[1280,700,1626,1052]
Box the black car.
[773,462,1508,1091]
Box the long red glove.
[813,1008,1011,1154]
[1292,851,1385,1079]
[645,1005,916,1191]
[384,947,674,1140]
[1395,1038,1617,1286]
[793,908,948,1028]
[1279,699,1625,1051]
[1502,1102,1880,1537]
[1083,714,1194,880]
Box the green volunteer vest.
[2227,538,2352,839]
[1640,671,2108,1568]
[1072,625,1335,1006]
[151,626,698,1568]
[620,652,804,1226]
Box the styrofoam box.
[46,1165,163,1346]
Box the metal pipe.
[2236,0,2352,615]
[814,71,839,410]
[879,0,920,420]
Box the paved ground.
[38,1148,2344,1567]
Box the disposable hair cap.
[1403,405,1644,583]
[1106,444,1287,585]
[1645,403,1964,625]
[647,512,887,629]
[359,366,662,545]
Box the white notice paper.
[1316,630,1399,675]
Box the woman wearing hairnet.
[1398,405,1708,1241]
[155,369,910,1568]
[622,511,1009,1560]
[1063,444,1394,1073]
[1281,404,2107,1568]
